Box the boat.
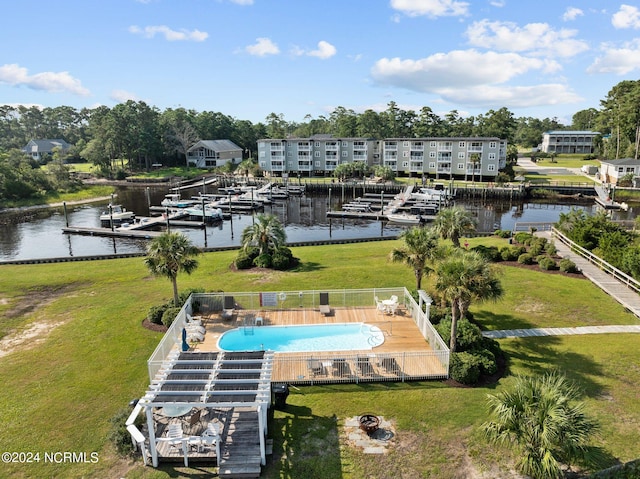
[100,204,135,226]
[183,205,224,222]
[386,213,423,225]
[342,202,372,212]
[410,184,453,203]
[161,194,196,208]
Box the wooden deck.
[191,305,447,383]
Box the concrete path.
[483,229,640,339]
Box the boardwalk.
[484,230,640,339]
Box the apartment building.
[258,135,507,180]
[540,130,599,154]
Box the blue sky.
[2,0,640,125]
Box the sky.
[2,0,640,126]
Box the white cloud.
[465,20,589,57]
[612,5,640,29]
[437,84,583,107]
[246,37,280,56]
[390,0,469,18]
[489,0,505,7]
[229,0,254,4]
[0,63,90,96]
[110,89,142,103]
[291,41,337,59]
[372,50,560,93]
[587,39,640,74]
[562,7,583,21]
[128,25,208,42]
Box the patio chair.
[374,296,386,314]
[319,292,332,316]
[187,409,202,429]
[332,358,351,378]
[356,356,376,377]
[222,296,236,320]
[200,421,221,464]
[307,359,325,377]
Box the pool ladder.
[242,317,255,335]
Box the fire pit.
[358,414,380,434]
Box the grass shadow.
[292,261,325,273]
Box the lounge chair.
[221,296,236,320]
[200,421,221,463]
[332,358,351,378]
[319,292,332,316]
[307,359,325,377]
[356,356,375,377]
[380,357,401,375]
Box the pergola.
[126,350,274,468]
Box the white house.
[540,130,599,154]
[22,139,72,162]
[599,158,640,185]
[187,140,243,168]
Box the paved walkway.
[483,230,640,339]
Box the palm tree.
[389,226,440,290]
[240,213,286,256]
[483,371,604,479]
[433,250,502,351]
[433,206,476,248]
[144,232,200,305]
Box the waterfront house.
[540,130,599,154]
[599,158,640,185]
[187,140,243,168]
[22,138,72,163]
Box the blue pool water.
[217,322,385,352]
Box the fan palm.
[433,206,476,248]
[433,249,502,351]
[483,371,603,479]
[389,226,440,290]
[240,213,286,256]
[144,232,200,305]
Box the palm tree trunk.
[172,277,180,306]
[449,302,459,352]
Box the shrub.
[470,348,497,375]
[109,407,141,456]
[436,317,483,352]
[253,253,273,268]
[147,304,169,325]
[178,288,205,312]
[161,306,181,327]
[234,251,254,269]
[545,243,557,256]
[494,229,512,238]
[517,253,535,265]
[538,256,557,270]
[514,232,533,244]
[115,169,128,180]
[559,258,579,273]
[449,352,481,385]
[472,245,502,262]
[500,245,526,261]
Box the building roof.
[23,138,72,151]
[189,139,242,152]
[543,130,600,135]
[599,158,640,166]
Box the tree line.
[1,79,639,174]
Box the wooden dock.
[62,226,162,238]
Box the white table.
[381,299,398,314]
[160,405,193,417]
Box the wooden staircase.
[218,408,264,479]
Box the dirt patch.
[0,320,65,358]
[142,318,167,332]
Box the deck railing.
[148,288,450,382]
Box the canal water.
[0,185,635,261]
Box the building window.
[342,151,348,157]
[429,151,436,158]
[458,152,465,159]
[488,153,496,160]
[459,141,465,148]
[403,151,409,157]
[488,164,495,171]
[315,151,320,157]
[430,141,436,147]
[287,151,292,157]
[342,141,348,147]
[259,150,265,157]
[457,163,465,170]
[429,162,435,168]
[315,142,320,147]
[403,141,410,147]
[401,161,408,167]
[315,160,320,167]
[260,161,266,168]
[288,162,293,168]
[490,142,497,148]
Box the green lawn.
[0,185,115,208]
[0,240,638,478]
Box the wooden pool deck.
[190,305,447,383]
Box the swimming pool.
[217,322,385,352]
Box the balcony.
[271,161,284,171]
